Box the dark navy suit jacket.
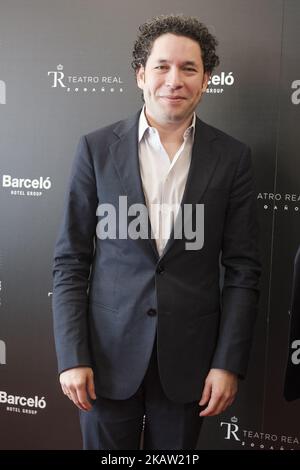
[52,110,261,403]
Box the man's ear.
[202,72,210,92]
[136,66,145,90]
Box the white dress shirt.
[138,107,196,256]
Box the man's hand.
[198,368,238,417]
[59,367,96,411]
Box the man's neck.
[144,109,193,144]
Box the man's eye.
[155,66,168,70]
[184,68,196,72]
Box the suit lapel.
[161,117,220,258]
[110,112,220,261]
[110,111,159,259]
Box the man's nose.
[165,68,183,88]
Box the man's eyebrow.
[155,59,199,67]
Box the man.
[284,245,300,401]
[52,14,261,450]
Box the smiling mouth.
[159,96,186,101]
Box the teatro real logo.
[220,416,299,450]
[257,192,300,214]
[2,174,52,198]
[47,64,124,94]
[220,416,240,441]
[0,340,6,365]
[291,80,300,105]
[0,79,6,104]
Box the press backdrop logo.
[291,80,300,105]
[220,416,299,450]
[0,340,6,365]
[0,79,6,104]
[2,174,52,197]
[0,390,47,416]
[257,192,300,213]
[47,64,124,94]
[206,72,235,94]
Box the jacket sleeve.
[211,145,262,377]
[52,136,98,374]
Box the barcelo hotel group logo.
[257,192,300,214]
[0,391,47,416]
[47,64,124,94]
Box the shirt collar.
[138,105,196,143]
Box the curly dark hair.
[132,14,219,74]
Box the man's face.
[136,33,210,126]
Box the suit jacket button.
[157,265,165,275]
[147,308,157,317]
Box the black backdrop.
[0,0,299,450]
